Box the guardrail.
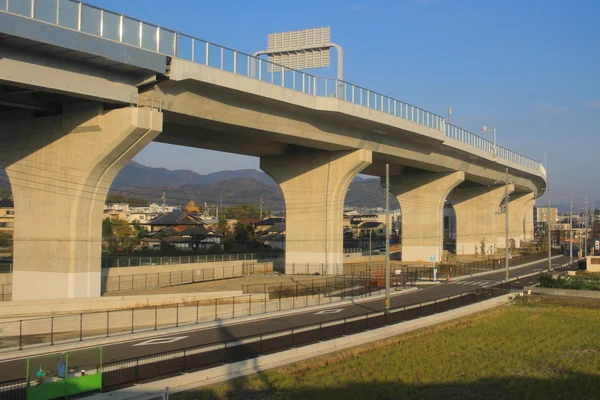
[99,286,510,391]
[0,0,543,173]
[101,251,283,268]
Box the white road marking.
[133,336,188,346]
[315,309,344,315]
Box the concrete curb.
[531,287,600,299]
[0,288,419,361]
[90,293,516,400]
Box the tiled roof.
[257,217,285,226]
[358,221,384,229]
[147,211,204,226]
[266,222,286,233]
[181,226,209,236]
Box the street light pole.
[368,229,372,276]
[481,126,497,158]
[546,153,551,270]
[384,164,390,313]
[570,189,573,266]
[504,168,509,281]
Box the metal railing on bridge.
[0,0,544,174]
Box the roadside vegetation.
[540,272,600,291]
[176,296,600,400]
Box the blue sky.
[87,0,600,206]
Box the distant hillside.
[111,161,277,189]
[0,162,397,210]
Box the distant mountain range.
[107,162,390,211]
[7,161,578,212]
[111,161,277,189]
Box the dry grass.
[176,296,600,400]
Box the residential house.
[0,199,14,233]
[145,211,205,233]
[141,211,223,251]
[357,221,386,239]
[262,222,286,250]
[254,217,285,232]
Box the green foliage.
[480,237,486,260]
[509,238,517,254]
[474,244,478,256]
[540,273,600,291]
[0,231,11,247]
[106,194,149,207]
[217,214,231,237]
[103,218,137,253]
[102,218,113,237]
[222,204,266,220]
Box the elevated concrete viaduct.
[0,3,546,300]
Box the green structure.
[25,347,102,399]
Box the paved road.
[0,256,567,382]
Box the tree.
[106,194,149,207]
[217,214,231,237]
[105,218,137,253]
[102,218,113,237]
[509,238,517,254]
[185,200,200,214]
[223,204,265,220]
[112,218,134,237]
[480,237,487,260]
[131,220,146,239]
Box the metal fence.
[0,279,379,353]
[101,251,283,268]
[436,250,562,279]
[97,286,511,392]
[0,1,543,173]
[102,263,257,294]
[0,285,11,302]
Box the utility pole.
[546,154,551,270]
[504,168,509,281]
[585,197,589,257]
[368,229,372,277]
[569,189,573,266]
[384,164,390,313]
[259,198,264,219]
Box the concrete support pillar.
[2,104,162,300]
[496,192,535,249]
[261,149,371,274]
[448,184,515,255]
[524,205,535,242]
[390,171,464,262]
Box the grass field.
[175,296,600,400]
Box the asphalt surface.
[0,256,568,382]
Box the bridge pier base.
[261,149,371,275]
[496,192,535,249]
[2,103,162,300]
[448,184,514,255]
[390,170,464,262]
